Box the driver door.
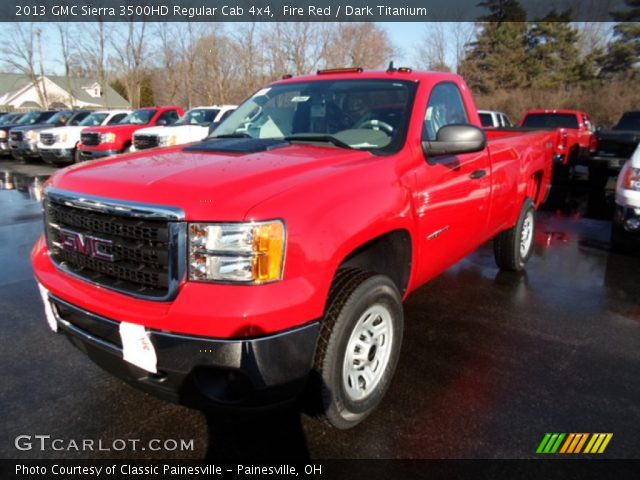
[412,82,491,281]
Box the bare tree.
[415,23,450,71]
[111,21,148,108]
[323,23,396,69]
[73,21,110,107]
[1,23,49,108]
[262,23,331,76]
[57,24,75,108]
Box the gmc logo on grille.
[59,229,114,262]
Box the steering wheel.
[357,119,394,134]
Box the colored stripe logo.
[537,433,613,454]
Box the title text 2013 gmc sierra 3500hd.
[32,69,556,429]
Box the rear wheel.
[307,269,404,429]
[494,198,536,271]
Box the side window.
[218,109,235,123]
[70,112,89,125]
[108,113,127,125]
[423,82,469,141]
[158,110,179,125]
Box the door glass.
[423,83,469,141]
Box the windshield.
[211,79,417,153]
[175,109,219,126]
[79,113,108,126]
[614,112,640,131]
[121,109,156,125]
[522,113,579,129]
[46,111,72,125]
[17,111,52,125]
[0,114,13,125]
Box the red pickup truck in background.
[519,109,595,180]
[33,69,556,429]
[77,106,184,161]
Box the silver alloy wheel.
[520,210,534,258]
[342,304,393,401]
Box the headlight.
[100,132,116,143]
[0,131,6,139]
[624,167,640,191]
[158,135,177,147]
[26,130,38,141]
[189,221,286,283]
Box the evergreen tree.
[459,1,530,93]
[528,10,588,88]
[599,0,640,76]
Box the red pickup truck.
[519,109,595,179]
[77,106,184,161]
[32,69,556,428]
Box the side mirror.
[422,124,487,160]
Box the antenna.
[387,61,396,72]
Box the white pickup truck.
[38,110,131,165]
[132,105,237,151]
[479,109,513,128]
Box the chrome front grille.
[40,133,55,146]
[80,132,101,146]
[10,131,23,142]
[133,134,159,150]
[44,188,185,301]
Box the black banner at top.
[0,0,631,22]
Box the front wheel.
[494,198,536,271]
[307,269,404,429]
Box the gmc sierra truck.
[32,69,556,429]
[519,109,595,181]
[77,106,183,161]
[10,110,91,161]
[38,110,131,165]
[132,106,237,151]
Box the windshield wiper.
[283,134,353,149]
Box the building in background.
[0,72,129,110]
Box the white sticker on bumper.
[119,321,158,374]
[37,284,59,332]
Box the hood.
[133,126,168,136]
[40,125,85,136]
[0,122,26,132]
[50,144,373,220]
[11,122,58,132]
[82,124,148,134]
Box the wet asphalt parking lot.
[0,158,638,460]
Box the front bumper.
[78,148,120,160]
[10,140,39,159]
[44,293,320,408]
[40,148,75,164]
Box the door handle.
[470,169,487,180]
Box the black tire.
[494,198,536,272]
[307,269,404,429]
[588,164,609,190]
